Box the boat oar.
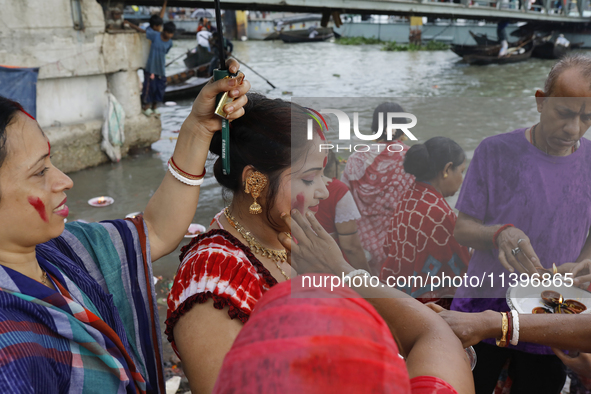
[231,55,276,89]
[165,48,195,68]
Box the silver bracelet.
[345,269,370,281]
[510,309,520,346]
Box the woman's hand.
[552,349,591,382]
[185,58,251,137]
[278,210,352,276]
[496,227,542,275]
[427,303,498,348]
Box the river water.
[63,38,587,361]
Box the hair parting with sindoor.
[209,93,316,229]
[403,136,465,182]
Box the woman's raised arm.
[143,59,250,261]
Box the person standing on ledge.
[451,54,591,394]
[125,0,175,116]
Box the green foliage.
[382,40,449,52]
[423,40,450,50]
[335,36,383,45]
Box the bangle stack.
[168,157,206,186]
[497,310,520,347]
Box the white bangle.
[168,163,204,186]
[510,309,520,346]
[345,269,370,281]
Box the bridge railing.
[422,0,588,17]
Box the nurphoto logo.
[307,109,418,152]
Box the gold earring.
[245,171,268,214]
[444,173,448,179]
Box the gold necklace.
[224,207,290,280]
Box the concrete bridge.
[113,0,591,24]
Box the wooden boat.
[531,34,574,59]
[164,62,211,101]
[532,39,569,59]
[279,27,334,43]
[164,77,210,101]
[450,43,499,57]
[469,31,499,46]
[263,31,281,41]
[183,46,214,69]
[463,40,535,65]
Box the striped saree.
[0,217,164,393]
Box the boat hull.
[183,46,214,69]
[279,28,334,43]
[531,41,569,59]
[463,41,535,65]
[164,77,209,101]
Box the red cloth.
[316,177,350,234]
[410,376,459,394]
[165,229,278,357]
[341,142,415,270]
[213,275,459,394]
[213,274,411,393]
[381,182,470,300]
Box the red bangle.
[506,311,513,346]
[169,157,206,179]
[493,224,514,249]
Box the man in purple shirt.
[452,54,591,393]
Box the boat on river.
[165,61,211,101]
[164,75,210,101]
[183,46,214,69]
[462,39,535,65]
[163,45,215,101]
[469,30,499,46]
[279,27,334,43]
[470,29,577,60]
[450,43,500,57]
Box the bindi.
[47,141,51,155]
[27,196,48,222]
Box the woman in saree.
[166,95,475,394]
[341,102,415,273]
[381,137,470,307]
[0,59,249,393]
[316,149,369,270]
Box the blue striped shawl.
[0,218,164,393]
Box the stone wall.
[0,0,161,173]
